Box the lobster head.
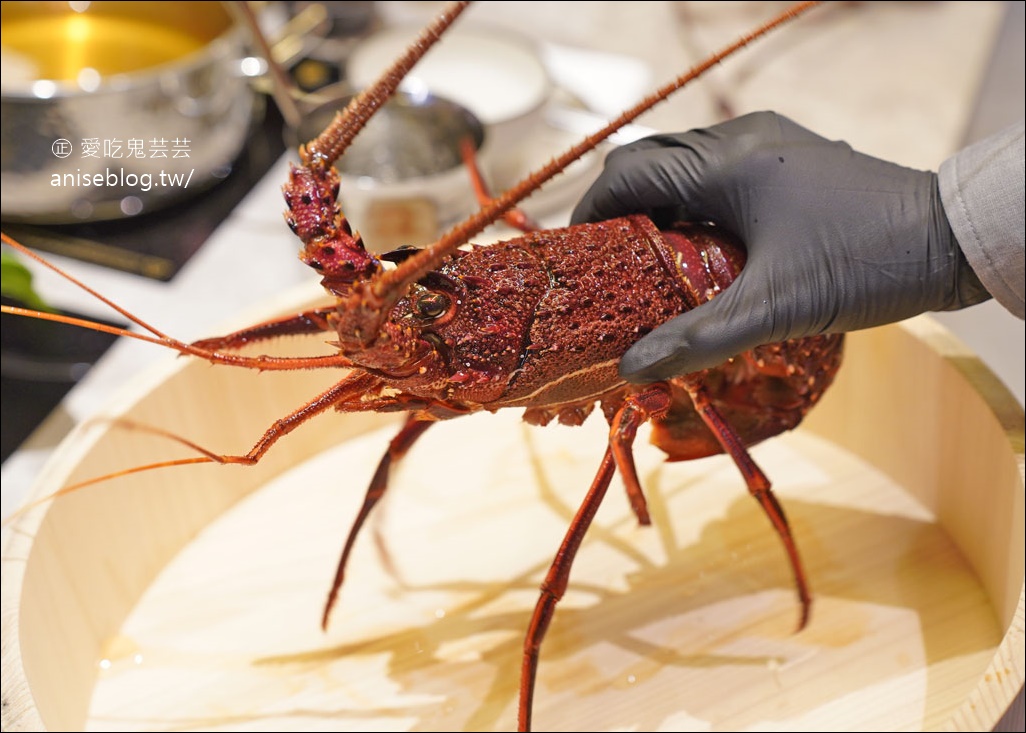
[284,148,537,404]
[278,2,549,405]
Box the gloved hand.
[571,111,990,383]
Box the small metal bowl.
[289,87,486,252]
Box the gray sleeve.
[938,121,1025,319]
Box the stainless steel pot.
[1,1,260,223]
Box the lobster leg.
[189,371,383,466]
[519,445,619,732]
[608,386,674,526]
[322,414,434,629]
[679,375,811,630]
[461,138,542,233]
[2,371,387,520]
[191,307,337,352]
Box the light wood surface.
[2,289,1023,731]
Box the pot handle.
[251,3,332,71]
[230,1,316,130]
[169,4,331,122]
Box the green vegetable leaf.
[2,252,54,312]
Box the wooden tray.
[3,288,1023,731]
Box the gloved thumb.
[619,269,775,382]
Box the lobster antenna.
[301,0,473,167]
[374,0,823,300]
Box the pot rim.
[0,6,247,100]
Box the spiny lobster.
[2,1,842,730]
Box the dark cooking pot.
[1,1,260,222]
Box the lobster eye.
[415,291,450,320]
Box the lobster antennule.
[365,0,823,306]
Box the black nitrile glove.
[571,111,990,383]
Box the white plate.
[348,25,550,129]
